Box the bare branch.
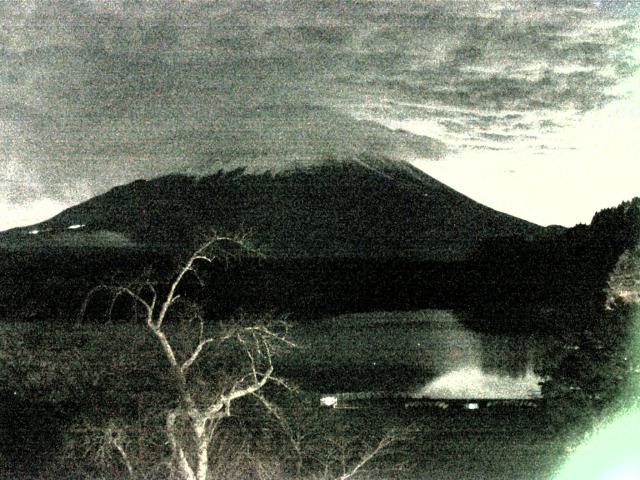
[206,416,223,444]
[78,284,110,323]
[155,235,243,330]
[262,336,273,365]
[149,327,179,369]
[237,334,258,382]
[252,391,304,475]
[146,281,157,314]
[107,288,126,323]
[166,411,196,480]
[266,375,297,392]
[115,286,154,319]
[338,431,401,480]
[79,285,153,323]
[181,338,216,375]
[205,365,275,420]
[197,314,204,344]
[191,255,214,265]
[188,265,208,288]
[246,325,298,349]
[226,365,274,403]
[105,426,134,479]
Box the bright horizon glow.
[412,83,640,226]
[412,27,640,228]
[0,198,69,232]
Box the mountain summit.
[3,157,543,260]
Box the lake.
[281,309,559,398]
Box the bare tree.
[307,427,410,480]
[336,431,400,480]
[80,236,296,480]
[78,236,410,480]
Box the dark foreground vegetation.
[0,198,638,479]
[0,320,571,480]
[1,306,636,479]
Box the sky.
[1,0,639,230]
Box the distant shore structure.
[319,391,539,410]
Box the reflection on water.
[479,334,541,378]
[416,366,541,399]
[288,309,553,398]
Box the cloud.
[354,4,638,148]
[0,0,637,222]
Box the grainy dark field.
[0,317,585,479]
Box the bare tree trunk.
[194,418,210,480]
[167,411,197,480]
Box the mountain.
[1,157,545,260]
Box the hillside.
[1,157,544,261]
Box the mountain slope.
[2,157,545,260]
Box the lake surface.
[282,309,558,398]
